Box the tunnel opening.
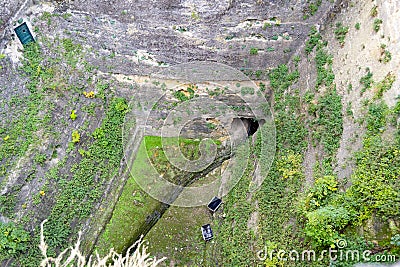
[232,118,263,137]
[242,118,260,136]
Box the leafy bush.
[240,86,255,95]
[71,130,80,143]
[373,19,383,32]
[173,85,197,102]
[302,176,338,211]
[70,109,77,120]
[374,72,395,99]
[276,152,303,180]
[355,22,360,30]
[315,49,334,88]
[303,0,322,19]
[305,206,351,247]
[366,101,388,134]
[350,135,400,221]
[370,5,378,17]
[379,44,392,63]
[334,23,349,45]
[360,68,373,94]
[0,222,30,258]
[34,153,47,166]
[305,26,322,54]
[249,47,259,55]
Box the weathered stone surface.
[0,0,341,264]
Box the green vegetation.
[41,97,128,256]
[215,156,258,265]
[370,5,378,17]
[301,95,400,254]
[373,18,383,32]
[355,22,361,30]
[303,0,323,20]
[70,109,77,120]
[374,72,396,99]
[249,47,259,55]
[379,44,392,63]
[334,23,349,45]
[0,44,41,175]
[305,205,351,247]
[240,86,255,95]
[173,84,197,102]
[315,48,334,88]
[34,153,47,166]
[360,68,374,94]
[0,222,30,260]
[96,135,209,255]
[312,88,343,170]
[305,26,322,54]
[71,130,80,143]
[95,138,163,255]
[213,64,306,266]
[3,35,123,265]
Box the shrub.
[350,135,400,221]
[34,153,47,166]
[370,5,378,17]
[70,110,77,120]
[379,44,392,63]
[240,86,255,95]
[303,0,322,19]
[0,222,30,258]
[72,130,80,143]
[355,22,360,30]
[249,47,259,55]
[305,26,321,54]
[315,49,334,88]
[334,23,349,45]
[173,84,197,103]
[374,72,395,99]
[276,152,303,180]
[302,176,338,211]
[360,68,373,94]
[366,101,388,134]
[373,19,383,32]
[305,206,351,247]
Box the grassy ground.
[146,205,214,267]
[95,136,213,256]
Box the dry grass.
[39,220,166,267]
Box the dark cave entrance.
[239,118,262,136]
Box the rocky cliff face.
[1,0,399,266]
